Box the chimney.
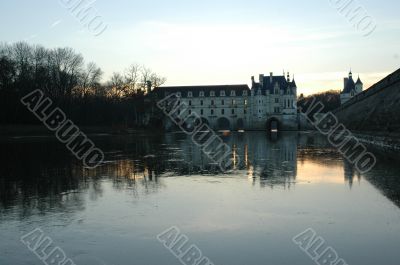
[251,76,255,84]
[259,74,264,87]
[146,81,152,94]
[270,72,273,83]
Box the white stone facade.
[153,72,298,131]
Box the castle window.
[211,109,214,115]
[231,91,236,96]
[220,91,226,97]
[232,99,236,105]
[231,109,235,115]
[244,109,247,114]
[222,100,225,105]
[210,91,215,97]
[221,109,225,115]
[189,100,192,106]
[275,98,279,103]
[188,92,193,97]
[244,99,248,106]
[243,91,248,96]
[199,91,205,97]
[201,109,204,115]
[200,100,204,106]
[189,110,192,115]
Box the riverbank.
[352,131,400,152]
[0,124,153,136]
[3,125,400,152]
[302,129,400,152]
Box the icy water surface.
[0,132,400,265]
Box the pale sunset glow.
[297,160,346,185]
[1,0,399,94]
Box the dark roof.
[292,78,297,87]
[151,84,250,98]
[356,77,363,85]
[252,75,296,95]
[343,76,355,93]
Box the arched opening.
[266,117,280,132]
[180,115,201,132]
[236,118,245,131]
[217,117,231,131]
[200,118,210,126]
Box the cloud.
[50,20,62,29]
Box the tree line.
[297,90,341,120]
[0,42,166,128]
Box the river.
[0,131,399,265]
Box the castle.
[151,72,298,131]
[340,70,363,104]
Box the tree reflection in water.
[1,131,400,221]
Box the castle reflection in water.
[1,131,400,218]
[150,131,361,190]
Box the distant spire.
[349,68,353,78]
[356,75,363,85]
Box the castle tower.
[355,76,363,93]
[341,70,362,105]
[292,76,297,96]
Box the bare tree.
[140,66,152,91]
[110,72,124,87]
[78,62,103,98]
[32,45,49,90]
[124,63,141,96]
[12,42,33,89]
[48,47,84,100]
[150,73,167,90]
[108,72,125,98]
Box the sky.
[1,0,400,95]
